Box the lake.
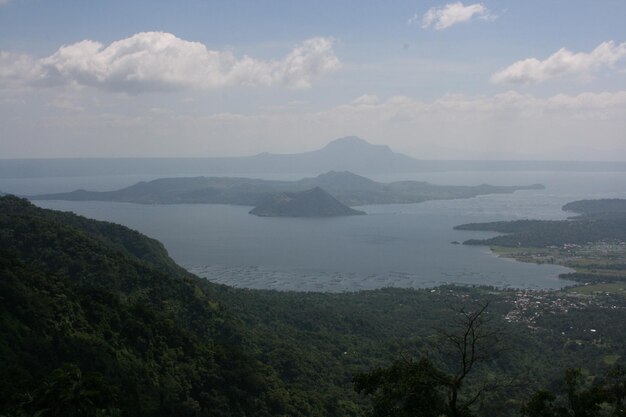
[3,170,625,292]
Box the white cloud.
[351,94,380,106]
[0,52,42,84]
[420,2,495,30]
[491,41,626,84]
[0,0,10,5]
[0,32,340,94]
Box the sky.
[1,0,625,160]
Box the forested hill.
[0,195,307,417]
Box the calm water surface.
[4,171,626,292]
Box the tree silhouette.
[354,302,504,417]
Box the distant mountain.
[4,137,626,179]
[249,187,366,217]
[31,170,544,208]
[250,136,420,174]
[0,137,421,177]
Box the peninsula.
[455,199,626,288]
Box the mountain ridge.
[0,137,420,177]
[30,170,545,207]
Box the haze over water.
[5,169,626,292]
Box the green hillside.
[0,196,304,417]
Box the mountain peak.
[326,136,369,145]
[299,171,378,190]
[316,170,363,179]
[249,187,366,217]
[321,136,390,152]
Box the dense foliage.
[1,196,625,416]
[521,367,626,417]
[0,196,301,416]
[354,357,448,417]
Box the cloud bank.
[492,41,626,84]
[418,2,495,30]
[10,89,623,159]
[333,90,626,123]
[0,32,340,93]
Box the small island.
[249,187,366,217]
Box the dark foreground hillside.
[1,196,625,417]
[0,196,305,417]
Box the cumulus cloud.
[0,52,41,83]
[491,41,626,84]
[419,2,495,30]
[0,32,340,93]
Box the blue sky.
[1,0,625,159]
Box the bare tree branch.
[430,301,509,417]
